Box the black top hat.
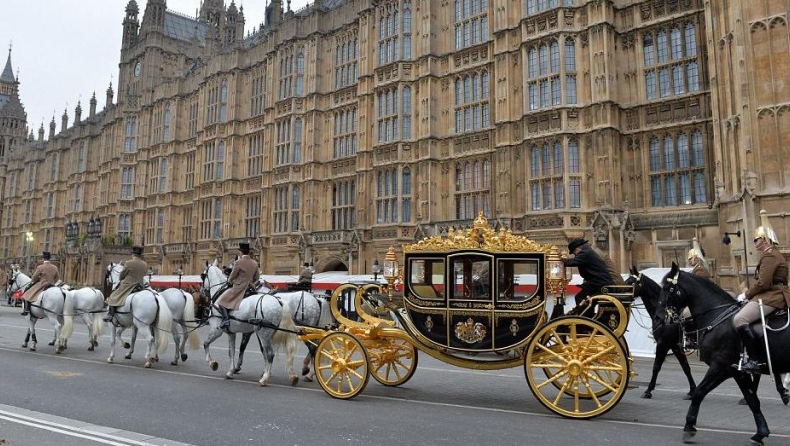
[303,262,310,268]
[42,252,51,260]
[238,243,251,254]
[131,246,143,256]
[568,238,588,252]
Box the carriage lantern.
[176,267,183,289]
[383,246,399,296]
[147,267,154,286]
[545,246,568,318]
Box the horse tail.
[92,289,106,339]
[155,293,173,356]
[183,291,201,350]
[60,290,75,340]
[272,301,299,355]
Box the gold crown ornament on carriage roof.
[403,211,553,254]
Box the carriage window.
[497,259,540,301]
[451,255,491,300]
[408,258,445,300]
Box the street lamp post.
[24,231,34,272]
[147,268,154,288]
[723,230,750,288]
[176,267,183,289]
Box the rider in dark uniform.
[563,238,613,316]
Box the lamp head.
[722,235,731,245]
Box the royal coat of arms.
[454,318,487,344]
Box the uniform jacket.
[564,245,613,293]
[745,246,790,309]
[216,255,259,310]
[22,261,60,302]
[106,256,148,307]
[298,268,313,285]
[691,263,711,279]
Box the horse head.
[201,263,227,301]
[8,269,30,293]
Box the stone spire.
[74,101,82,124]
[38,122,44,141]
[122,0,141,49]
[89,92,97,118]
[106,82,114,109]
[49,116,56,139]
[1,46,15,84]
[61,108,69,132]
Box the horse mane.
[677,270,735,303]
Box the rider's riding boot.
[218,306,230,329]
[734,325,765,373]
[20,300,29,316]
[103,306,116,322]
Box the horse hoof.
[225,373,234,380]
[210,361,218,371]
[48,341,55,346]
[747,438,765,446]
[682,430,697,444]
[123,342,131,349]
[738,398,747,405]
[181,353,188,362]
[782,394,789,406]
[107,358,113,364]
[303,376,313,383]
[301,366,310,376]
[232,368,241,374]
[92,341,99,347]
[258,380,268,387]
[171,361,178,366]
[683,393,693,401]
[144,362,152,368]
[290,376,299,386]
[21,343,27,348]
[88,346,94,352]
[124,353,132,360]
[641,391,652,399]
[29,347,36,352]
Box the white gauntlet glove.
[737,293,747,303]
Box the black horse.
[659,263,790,446]
[626,267,696,399]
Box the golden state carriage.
[299,213,635,419]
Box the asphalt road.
[0,303,788,446]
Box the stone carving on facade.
[621,212,636,252]
[591,212,610,250]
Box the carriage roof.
[403,212,554,255]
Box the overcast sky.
[0,0,310,133]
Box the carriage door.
[447,253,494,350]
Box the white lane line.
[0,410,155,445]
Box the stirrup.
[733,355,764,374]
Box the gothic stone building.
[1,0,788,290]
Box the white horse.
[234,285,333,381]
[7,268,74,353]
[105,263,172,368]
[201,261,299,386]
[63,286,105,351]
[157,287,201,365]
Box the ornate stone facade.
[0,0,788,292]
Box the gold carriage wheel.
[540,318,630,400]
[369,337,418,387]
[315,332,370,400]
[525,317,629,419]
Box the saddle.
[750,308,789,338]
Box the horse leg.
[82,313,95,351]
[22,326,31,349]
[125,326,138,360]
[144,325,156,368]
[107,325,118,363]
[179,321,189,363]
[732,372,771,445]
[642,342,671,399]
[203,324,224,371]
[302,341,317,381]
[739,374,760,405]
[27,318,38,351]
[670,345,697,399]
[234,332,253,374]
[52,315,65,354]
[682,366,731,443]
[49,333,56,346]
[255,330,275,387]
[772,372,789,405]
[225,332,237,379]
[171,321,182,366]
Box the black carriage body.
[403,249,546,353]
